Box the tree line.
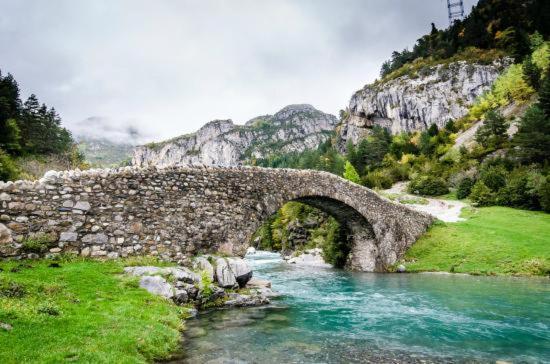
[380,0,550,78]
[0,70,82,180]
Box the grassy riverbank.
[403,206,550,276]
[0,258,186,363]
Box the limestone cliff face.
[132,104,338,167]
[337,59,510,149]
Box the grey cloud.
[0,0,478,143]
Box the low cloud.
[0,0,478,143]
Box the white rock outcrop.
[132,104,338,167]
[338,59,510,149]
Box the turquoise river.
[180,252,550,363]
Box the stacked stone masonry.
[0,166,433,272]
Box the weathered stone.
[139,276,174,298]
[396,264,406,273]
[227,257,252,288]
[192,256,214,282]
[247,278,271,289]
[81,233,108,244]
[73,201,91,211]
[124,266,162,276]
[215,258,237,288]
[163,267,199,283]
[0,223,12,244]
[59,232,78,242]
[0,193,11,201]
[172,290,188,305]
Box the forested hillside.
[0,71,84,181]
[380,0,549,78]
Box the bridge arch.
[0,166,433,272]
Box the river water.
[181,252,550,363]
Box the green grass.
[404,207,550,276]
[0,258,186,363]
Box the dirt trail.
[381,182,467,222]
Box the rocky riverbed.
[124,255,276,311]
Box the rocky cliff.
[337,59,510,149]
[132,104,338,167]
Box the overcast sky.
[0,0,477,143]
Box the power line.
[447,0,464,25]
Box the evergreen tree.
[522,57,541,90]
[539,70,550,118]
[476,110,508,149]
[512,105,550,164]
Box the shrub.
[342,161,361,184]
[0,279,26,298]
[0,149,19,181]
[480,166,507,191]
[21,234,56,254]
[362,170,393,189]
[496,168,543,209]
[456,177,475,199]
[320,219,348,268]
[469,181,495,206]
[408,175,449,196]
[539,177,550,213]
[37,302,61,316]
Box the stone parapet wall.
[0,166,433,271]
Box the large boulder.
[163,267,200,284]
[227,258,253,288]
[123,266,162,276]
[214,258,237,288]
[192,256,214,282]
[139,275,174,298]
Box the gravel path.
[381,182,467,223]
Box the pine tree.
[476,110,508,149]
[522,57,541,90]
[512,105,550,164]
[539,71,550,118]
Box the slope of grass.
[0,258,185,363]
[404,207,550,276]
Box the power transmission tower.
[447,0,464,25]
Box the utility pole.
[447,0,464,25]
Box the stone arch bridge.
[0,166,433,272]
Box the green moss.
[404,207,550,276]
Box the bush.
[469,181,495,206]
[408,175,449,196]
[342,161,361,184]
[496,168,543,209]
[480,166,507,191]
[362,170,393,189]
[456,177,475,199]
[21,234,56,254]
[539,177,550,213]
[320,219,348,268]
[0,149,19,181]
[0,279,26,298]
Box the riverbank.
[0,255,273,363]
[0,257,185,363]
[402,206,550,276]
